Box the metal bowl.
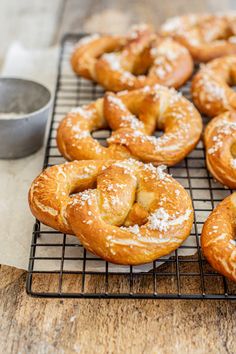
[0,78,51,159]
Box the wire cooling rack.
[26,34,236,299]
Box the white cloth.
[0,42,58,269]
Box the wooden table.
[1,1,236,353]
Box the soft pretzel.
[160,14,236,62]
[57,85,202,166]
[28,160,114,234]
[71,24,193,91]
[29,159,194,265]
[202,193,236,282]
[204,111,236,189]
[71,34,125,81]
[192,56,236,117]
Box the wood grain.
[1,265,236,354]
[1,0,236,353]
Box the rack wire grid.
[26,33,236,299]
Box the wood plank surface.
[1,1,236,353]
[1,265,236,354]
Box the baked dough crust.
[71,25,193,91]
[204,112,236,188]
[57,85,202,166]
[192,56,236,117]
[161,14,236,62]
[29,159,194,265]
[202,192,236,282]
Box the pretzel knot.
[71,24,193,91]
[204,112,236,189]
[29,159,194,265]
[192,56,236,117]
[202,193,236,282]
[57,85,202,166]
[161,14,236,62]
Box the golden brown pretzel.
[29,159,194,265]
[192,56,236,117]
[57,85,202,166]
[160,14,236,62]
[71,24,193,91]
[204,111,236,189]
[28,160,114,234]
[71,34,125,80]
[202,193,236,282]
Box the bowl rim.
[0,77,52,121]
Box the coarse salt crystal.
[74,131,90,140]
[70,106,94,119]
[120,224,140,235]
[107,94,127,111]
[102,53,121,71]
[230,239,236,246]
[148,207,170,231]
[231,159,236,169]
[148,208,192,232]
